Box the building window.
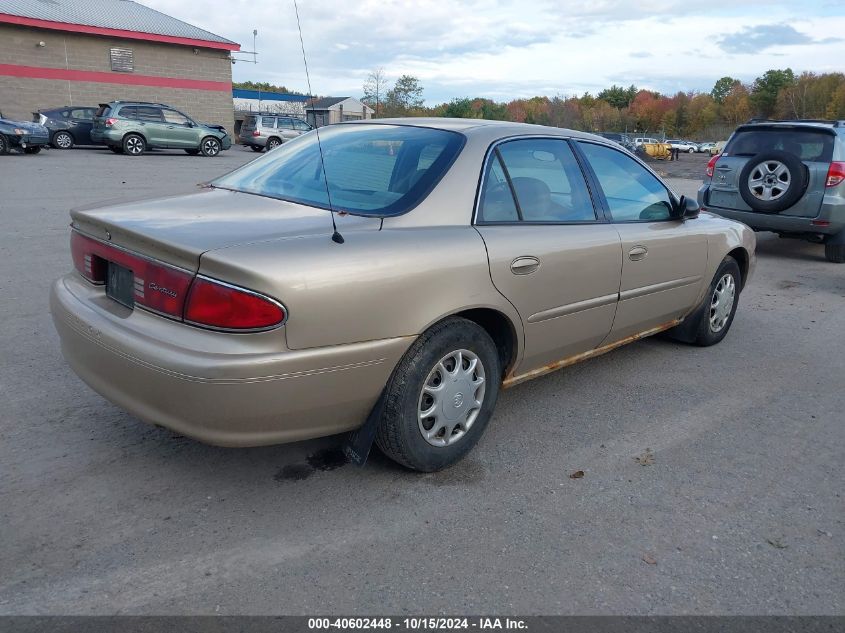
[110,48,134,73]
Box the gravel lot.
[1,146,843,615]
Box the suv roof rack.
[745,118,845,127]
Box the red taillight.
[706,155,720,178]
[184,277,285,331]
[825,161,845,187]
[70,231,193,318]
[252,130,261,137]
[104,117,118,127]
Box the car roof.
[738,119,844,134]
[343,117,605,142]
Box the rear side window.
[261,116,275,127]
[578,141,673,222]
[479,138,595,223]
[135,106,163,122]
[213,124,465,216]
[726,129,834,162]
[71,108,93,120]
[118,106,137,119]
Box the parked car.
[699,119,845,263]
[0,109,50,154]
[698,142,716,153]
[90,101,232,156]
[35,106,98,149]
[51,119,755,471]
[710,141,728,156]
[238,114,313,152]
[667,139,698,153]
[633,136,660,147]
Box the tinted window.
[725,129,834,162]
[213,124,464,216]
[135,106,163,122]
[483,138,594,222]
[243,115,257,127]
[118,106,137,119]
[479,154,519,222]
[277,118,294,129]
[261,116,275,127]
[292,119,310,131]
[162,109,190,125]
[579,141,673,221]
[71,108,93,120]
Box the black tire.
[0,134,8,155]
[184,148,200,155]
[375,317,501,472]
[825,241,845,264]
[24,146,42,154]
[673,256,742,347]
[52,131,74,150]
[738,150,808,213]
[122,134,146,156]
[266,137,282,151]
[250,145,264,152]
[200,136,221,157]
[109,146,124,154]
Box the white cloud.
[140,0,845,102]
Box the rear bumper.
[698,184,845,236]
[238,134,266,147]
[50,273,413,446]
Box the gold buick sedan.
[51,119,755,471]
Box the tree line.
[360,68,845,140]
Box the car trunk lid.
[70,187,381,272]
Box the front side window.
[162,109,190,125]
[578,141,673,222]
[478,138,595,223]
[212,124,465,216]
[277,118,294,129]
[293,119,311,131]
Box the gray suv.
[239,114,312,152]
[698,119,845,263]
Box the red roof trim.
[0,63,231,92]
[0,13,240,51]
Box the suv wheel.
[200,136,221,157]
[738,150,808,213]
[123,134,146,156]
[52,131,74,149]
[825,241,845,264]
[266,137,282,151]
[375,317,501,472]
[250,145,263,152]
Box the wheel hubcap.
[709,273,736,333]
[57,134,71,148]
[204,139,219,155]
[418,349,486,447]
[127,138,142,154]
[748,160,790,201]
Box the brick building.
[0,0,239,133]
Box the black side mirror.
[673,195,700,220]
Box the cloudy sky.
[143,0,844,103]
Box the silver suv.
[698,120,845,263]
[238,114,312,152]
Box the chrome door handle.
[510,256,540,275]
[628,245,648,261]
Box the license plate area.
[106,261,135,309]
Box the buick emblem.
[453,393,464,407]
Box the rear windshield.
[95,105,111,117]
[213,124,465,216]
[726,129,834,162]
[243,115,257,127]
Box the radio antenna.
[293,0,343,244]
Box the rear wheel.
[250,145,263,152]
[375,317,501,472]
[200,136,221,157]
[266,137,282,151]
[52,131,74,149]
[123,134,146,156]
[825,242,845,264]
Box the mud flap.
[663,298,707,344]
[342,390,386,466]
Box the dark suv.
[698,119,845,263]
[90,101,232,157]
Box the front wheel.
[688,147,695,153]
[679,256,741,346]
[375,317,501,472]
[200,136,221,157]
